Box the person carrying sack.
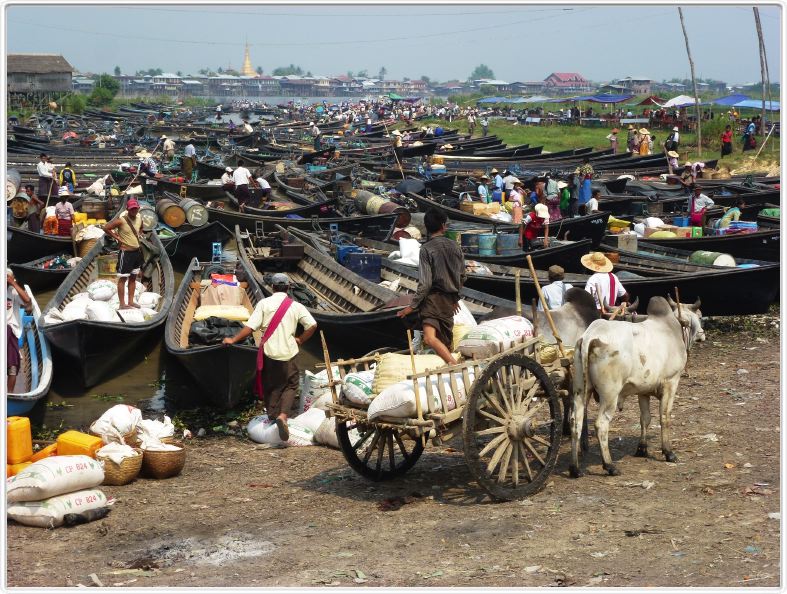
[223,273,317,441]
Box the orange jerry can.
[56,431,103,459]
[30,443,58,463]
[7,416,33,465]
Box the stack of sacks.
[367,369,474,420]
[43,281,161,325]
[89,404,143,445]
[246,407,327,447]
[458,315,535,360]
[298,366,339,414]
[7,456,111,528]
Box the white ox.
[569,296,705,478]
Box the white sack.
[367,371,473,420]
[86,300,118,322]
[7,456,104,503]
[7,489,109,528]
[96,443,138,465]
[341,370,376,407]
[89,404,143,444]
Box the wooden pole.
[530,298,538,337]
[753,122,777,161]
[514,269,522,316]
[678,7,702,158]
[753,8,767,145]
[406,329,426,447]
[525,255,565,356]
[319,331,339,404]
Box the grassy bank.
[417,118,780,174]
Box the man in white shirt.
[161,135,176,162]
[223,273,317,440]
[221,167,234,191]
[232,159,253,207]
[36,153,57,199]
[538,266,573,311]
[255,174,272,200]
[586,190,600,213]
[241,120,253,134]
[477,175,490,203]
[581,252,629,312]
[7,270,32,392]
[182,142,197,181]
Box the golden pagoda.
[240,42,256,77]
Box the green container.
[689,250,736,267]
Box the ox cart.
[321,336,574,501]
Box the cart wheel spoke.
[487,441,511,476]
[481,386,509,418]
[474,425,506,437]
[523,438,546,467]
[479,432,509,458]
[477,408,506,426]
[387,432,396,471]
[530,434,552,448]
[511,441,520,487]
[375,431,386,478]
[338,420,424,482]
[363,430,381,465]
[352,428,373,450]
[518,441,533,481]
[393,432,410,461]
[496,443,513,483]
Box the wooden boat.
[145,177,228,200]
[639,225,780,261]
[235,225,408,354]
[7,225,75,263]
[160,220,234,263]
[40,233,174,387]
[8,287,53,415]
[165,257,264,409]
[10,253,76,291]
[220,191,337,218]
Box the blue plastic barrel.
[496,233,521,255]
[461,232,480,255]
[491,189,503,204]
[478,233,498,256]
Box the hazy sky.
[5,3,782,84]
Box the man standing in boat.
[397,208,465,366]
[7,270,32,392]
[223,273,318,442]
[232,159,253,209]
[103,198,145,310]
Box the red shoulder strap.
[254,296,294,400]
[608,273,616,308]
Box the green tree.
[420,75,431,84]
[272,64,304,76]
[256,66,263,75]
[176,70,183,77]
[346,70,353,78]
[113,65,121,76]
[88,87,114,107]
[469,64,495,81]
[378,66,387,80]
[94,74,120,97]
[356,69,368,78]
[63,94,87,114]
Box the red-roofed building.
[543,72,592,94]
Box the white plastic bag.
[7,489,109,528]
[115,308,147,324]
[89,404,143,444]
[137,292,161,308]
[314,418,340,449]
[7,456,104,503]
[298,367,338,414]
[136,416,175,449]
[87,279,116,302]
[453,300,477,327]
[247,415,281,445]
[289,407,326,434]
[397,238,421,266]
[96,443,138,465]
[59,300,89,322]
[458,316,534,359]
[367,371,472,420]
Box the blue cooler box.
[345,253,382,283]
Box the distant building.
[7,53,73,93]
[511,81,545,94]
[615,76,653,95]
[543,72,592,94]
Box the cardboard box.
[674,227,693,238]
[691,226,703,238]
[658,224,678,233]
[460,202,487,216]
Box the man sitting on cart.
[397,208,466,366]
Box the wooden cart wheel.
[462,352,563,501]
[336,419,425,481]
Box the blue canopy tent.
[712,94,751,106]
[732,99,780,111]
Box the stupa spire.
[241,40,255,76]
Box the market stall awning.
[732,99,780,111]
[587,94,634,103]
[638,95,668,106]
[712,94,750,106]
[662,95,697,108]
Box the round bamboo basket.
[98,448,143,486]
[141,441,186,479]
[77,238,98,257]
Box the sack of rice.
[367,370,473,420]
[87,279,116,302]
[298,367,339,414]
[7,456,104,503]
[59,300,90,322]
[458,316,534,360]
[371,353,446,395]
[341,370,376,406]
[7,489,109,528]
[314,418,340,449]
[86,300,118,322]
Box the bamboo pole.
[753,123,777,161]
[407,329,426,446]
[753,8,767,144]
[530,298,538,337]
[525,255,565,357]
[319,331,339,404]
[678,7,702,158]
[514,269,522,316]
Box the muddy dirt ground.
[7,313,781,588]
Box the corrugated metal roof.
[8,54,73,74]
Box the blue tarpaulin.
[732,99,780,111]
[712,94,750,106]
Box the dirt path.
[7,315,780,587]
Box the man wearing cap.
[581,252,629,313]
[665,126,680,152]
[391,129,403,148]
[161,135,176,163]
[520,201,550,252]
[397,208,465,365]
[480,117,489,137]
[221,167,234,192]
[477,175,490,203]
[538,265,573,311]
[103,198,145,309]
[491,168,504,193]
[223,273,317,442]
[626,125,636,153]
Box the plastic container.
[478,233,498,256]
[491,189,503,204]
[345,253,382,283]
[7,416,33,465]
[672,216,690,227]
[56,430,103,459]
[461,232,481,255]
[496,233,521,256]
[336,244,363,265]
[180,198,208,227]
[30,443,58,462]
[8,461,32,477]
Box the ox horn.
[666,294,677,309]
[628,296,639,311]
[689,297,702,311]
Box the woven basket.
[141,441,186,479]
[77,238,98,257]
[90,429,138,446]
[98,448,143,486]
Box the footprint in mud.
[133,533,275,567]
